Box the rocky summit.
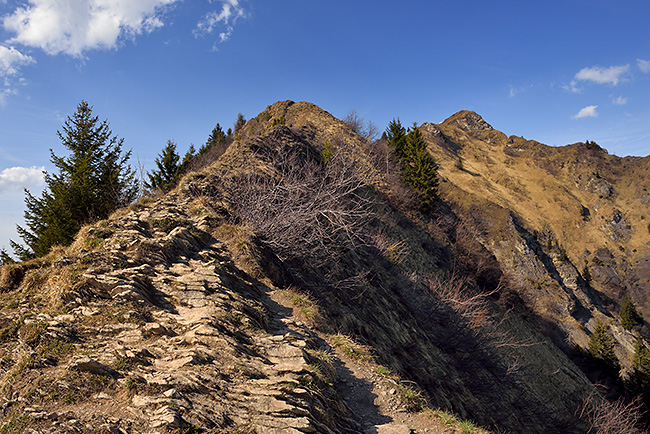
[0,100,649,434]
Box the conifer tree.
[588,322,620,373]
[620,294,643,330]
[402,123,439,210]
[234,113,246,136]
[14,100,137,258]
[145,140,184,192]
[199,124,227,155]
[385,118,407,158]
[384,119,439,211]
[628,337,650,397]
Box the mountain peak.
[442,110,493,132]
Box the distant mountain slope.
[422,110,650,366]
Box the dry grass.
[278,286,322,327]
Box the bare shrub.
[576,391,644,434]
[428,273,537,375]
[343,110,380,142]
[222,133,373,266]
[188,140,232,173]
[428,274,495,334]
[371,229,410,265]
[364,138,419,210]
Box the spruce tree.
[629,337,650,396]
[145,140,184,192]
[14,101,137,258]
[588,321,620,373]
[402,123,439,210]
[234,113,246,136]
[620,294,643,330]
[385,118,407,158]
[199,124,227,155]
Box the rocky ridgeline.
[0,188,445,434]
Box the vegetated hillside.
[0,101,638,434]
[421,111,650,368]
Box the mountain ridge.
[0,100,647,433]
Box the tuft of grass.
[280,287,321,327]
[328,334,374,364]
[424,408,490,433]
[0,412,29,434]
[396,382,426,412]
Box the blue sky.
[1,0,650,252]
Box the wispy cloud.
[562,80,582,94]
[0,45,34,106]
[574,65,629,86]
[612,95,627,105]
[195,0,247,44]
[573,105,598,119]
[0,166,45,192]
[638,59,650,74]
[3,0,179,57]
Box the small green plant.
[125,375,146,390]
[280,287,320,326]
[375,365,392,376]
[0,412,30,434]
[321,139,332,165]
[271,116,285,126]
[396,382,426,412]
[328,334,373,364]
[425,409,489,433]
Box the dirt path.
[265,287,454,434]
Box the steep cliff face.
[422,110,650,367]
[0,101,627,434]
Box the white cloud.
[0,45,34,106]
[638,59,650,74]
[0,166,45,192]
[3,0,179,56]
[573,105,599,119]
[0,45,34,76]
[612,95,628,105]
[562,80,583,94]
[195,0,246,43]
[574,65,629,86]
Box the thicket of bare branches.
[577,391,645,434]
[428,273,537,376]
[222,135,374,266]
[343,109,379,142]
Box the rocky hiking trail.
[266,290,454,434]
[1,190,468,434]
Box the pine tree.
[14,101,137,258]
[402,123,439,210]
[145,140,184,192]
[234,113,246,136]
[384,119,439,211]
[199,124,227,155]
[620,294,643,330]
[588,322,620,373]
[385,118,407,158]
[629,337,650,396]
